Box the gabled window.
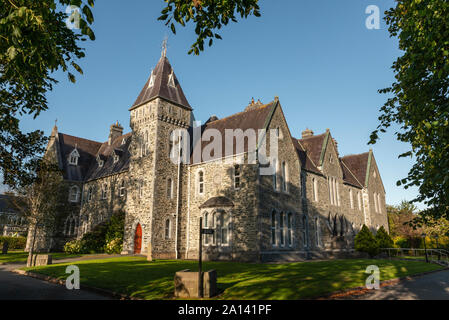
[121,138,126,145]
[148,70,155,88]
[69,148,80,166]
[96,155,104,167]
[233,164,241,189]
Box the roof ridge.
[341,152,369,159]
[59,132,103,145]
[204,101,274,126]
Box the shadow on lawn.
[27,257,442,300]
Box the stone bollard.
[1,241,8,255]
[174,269,217,298]
[27,254,53,267]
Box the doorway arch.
[134,223,142,254]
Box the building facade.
[29,52,388,261]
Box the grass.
[22,256,444,300]
[0,251,83,265]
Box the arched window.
[233,164,241,189]
[279,212,285,246]
[287,213,293,247]
[165,219,171,239]
[373,193,378,213]
[302,215,309,248]
[315,217,320,247]
[167,178,173,199]
[219,212,229,245]
[203,212,215,245]
[144,130,149,156]
[198,170,204,195]
[271,211,276,246]
[87,187,93,202]
[377,194,382,212]
[119,180,125,197]
[357,191,362,211]
[139,181,144,198]
[69,185,80,203]
[281,162,288,192]
[169,130,174,159]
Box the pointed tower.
[125,48,192,258]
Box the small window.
[198,170,204,195]
[272,158,278,191]
[139,182,144,198]
[119,180,125,197]
[148,71,155,88]
[69,149,79,166]
[101,184,108,200]
[113,154,119,163]
[219,212,229,245]
[271,211,277,246]
[358,191,362,211]
[302,215,309,248]
[165,219,171,239]
[349,189,354,209]
[281,161,288,193]
[287,213,293,247]
[315,217,320,247]
[234,164,241,189]
[87,187,93,202]
[167,178,173,199]
[312,178,318,202]
[279,212,285,247]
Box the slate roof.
[297,133,327,167]
[0,195,15,213]
[190,101,276,164]
[58,133,102,181]
[340,153,370,188]
[130,56,191,110]
[292,138,321,175]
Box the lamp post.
[422,233,429,263]
[434,235,440,261]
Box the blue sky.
[2,0,422,208]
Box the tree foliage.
[354,225,379,257]
[375,226,394,249]
[158,0,261,55]
[369,0,449,221]
[0,0,95,188]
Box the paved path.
[351,269,449,300]
[0,263,112,300]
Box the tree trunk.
[28,222,39,267]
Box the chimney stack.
[301,128,314,139]
[109,121,123,145]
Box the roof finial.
[54,118,58,127]
[161,36,168,57]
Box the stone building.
[29,50,388,261]
[0,194,27,237]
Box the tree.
[11,160,71,264]
[158,0,261,55]
[375,226,394,249]
[354,225,379,257]
[369,1,449,222]
[0,0,95,189]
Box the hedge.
[0,236,27,250]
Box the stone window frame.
[69,185,80,203]
[202,209,231,248]
[64,214,79,236]
[165,218,171,239]
[197,169,205,196]
[233,164,241,190]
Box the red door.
[134,224,142,254]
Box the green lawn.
[0,251,82,265]
[23,256,443,300]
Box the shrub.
[393,236,409,248]
[64,239,83,254]
[0,236,27,250]
[375,226,394,249]
[354,225,379,257]
[105,238,123,254]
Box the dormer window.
[96,155,104,167]
[69,148,80,166]
[121,138,126,145]
[168,71,176,88]
[148,71,155,88]
[113,154,119,163]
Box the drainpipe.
[175,133,182,259]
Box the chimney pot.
[301,128,314,139]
